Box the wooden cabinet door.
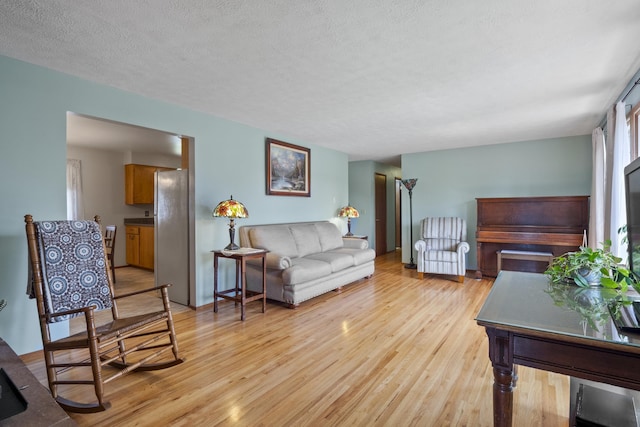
[125,164,175,205]
[126,231,140,266]
[125,164,156,205]
[139,226,155,270]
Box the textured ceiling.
[2,1,640,166]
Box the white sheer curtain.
[604,106,616,244]
[610,101,631,258]
[66,159,84,220]
[589,127,605,249]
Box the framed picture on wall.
[266,138,311,197]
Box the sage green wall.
[348,161,401,253]
[0,55,349,355]
[400,136,592,270]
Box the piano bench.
[496,250,554,273]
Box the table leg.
[213,255,219,313]
[485,327,514,427]
[493,366,514,427]
[261,255,266,313]
[240,258,246,321]
[235,260,240,306]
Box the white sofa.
[239,221,375,307]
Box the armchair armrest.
[414,239,429,252]
[44,305,93,322]
[457,241,470,255]
[113,283,172,300]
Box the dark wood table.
[0,338,76,426]
[476,271,640,427]
[213,249,267,321]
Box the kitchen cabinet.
[126,225,154,270]
[125,164,173,205]
[139,226,154,270]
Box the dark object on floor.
[575,383,638,427]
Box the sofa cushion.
[315,222,344,251]
[305,251,354,272]
[283,258,332,285]
[424,238,458,252]
[424,250,458,263]
[249,225,298,258]
[328,248,376,266]
[290,224,322,257]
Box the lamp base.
[224,242,240,250]
[404,263,417,269]
[345,232,354,237]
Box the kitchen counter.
[124,217,154,225]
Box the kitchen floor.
[70,266,191,335]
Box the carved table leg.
[485,327,514,427]
[493,366,514,427]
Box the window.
[631,102,640,160]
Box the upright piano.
[475,195,589,278]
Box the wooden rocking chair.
[25,214,184,413]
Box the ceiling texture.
[2,1,640,166]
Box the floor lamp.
[401,178,418,269]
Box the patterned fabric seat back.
[421,217,466,251]
[34,220,112,322]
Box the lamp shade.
[401,178,418,192]
[338,205,360,218]
[213,195,248,250]
[212,195,249,219]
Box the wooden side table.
[343,235,368,240]
[212,249,267,321]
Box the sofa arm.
[247,252,291,270]
[264,252,292,270]
[343,238,369,249]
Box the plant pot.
[576,268,602,286]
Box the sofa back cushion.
[315,222,344,252]
[290,224,322,257]
[249,225,298,258]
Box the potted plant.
[544,240,631,290]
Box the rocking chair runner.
[25,214,184,413]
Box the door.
[395,178,402,248]
[155,169,189,305]
[375,173,387,256]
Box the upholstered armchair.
[414,217,470,282]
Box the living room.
[1,2,640,425]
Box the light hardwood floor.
[22,252,570,426]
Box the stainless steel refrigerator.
[154,169,189,306]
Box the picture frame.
[266,138,310,197]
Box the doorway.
[66,113,194,307]
[375,173,387,256]
[395,177,402,249]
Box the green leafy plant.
[544,240,629,289]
